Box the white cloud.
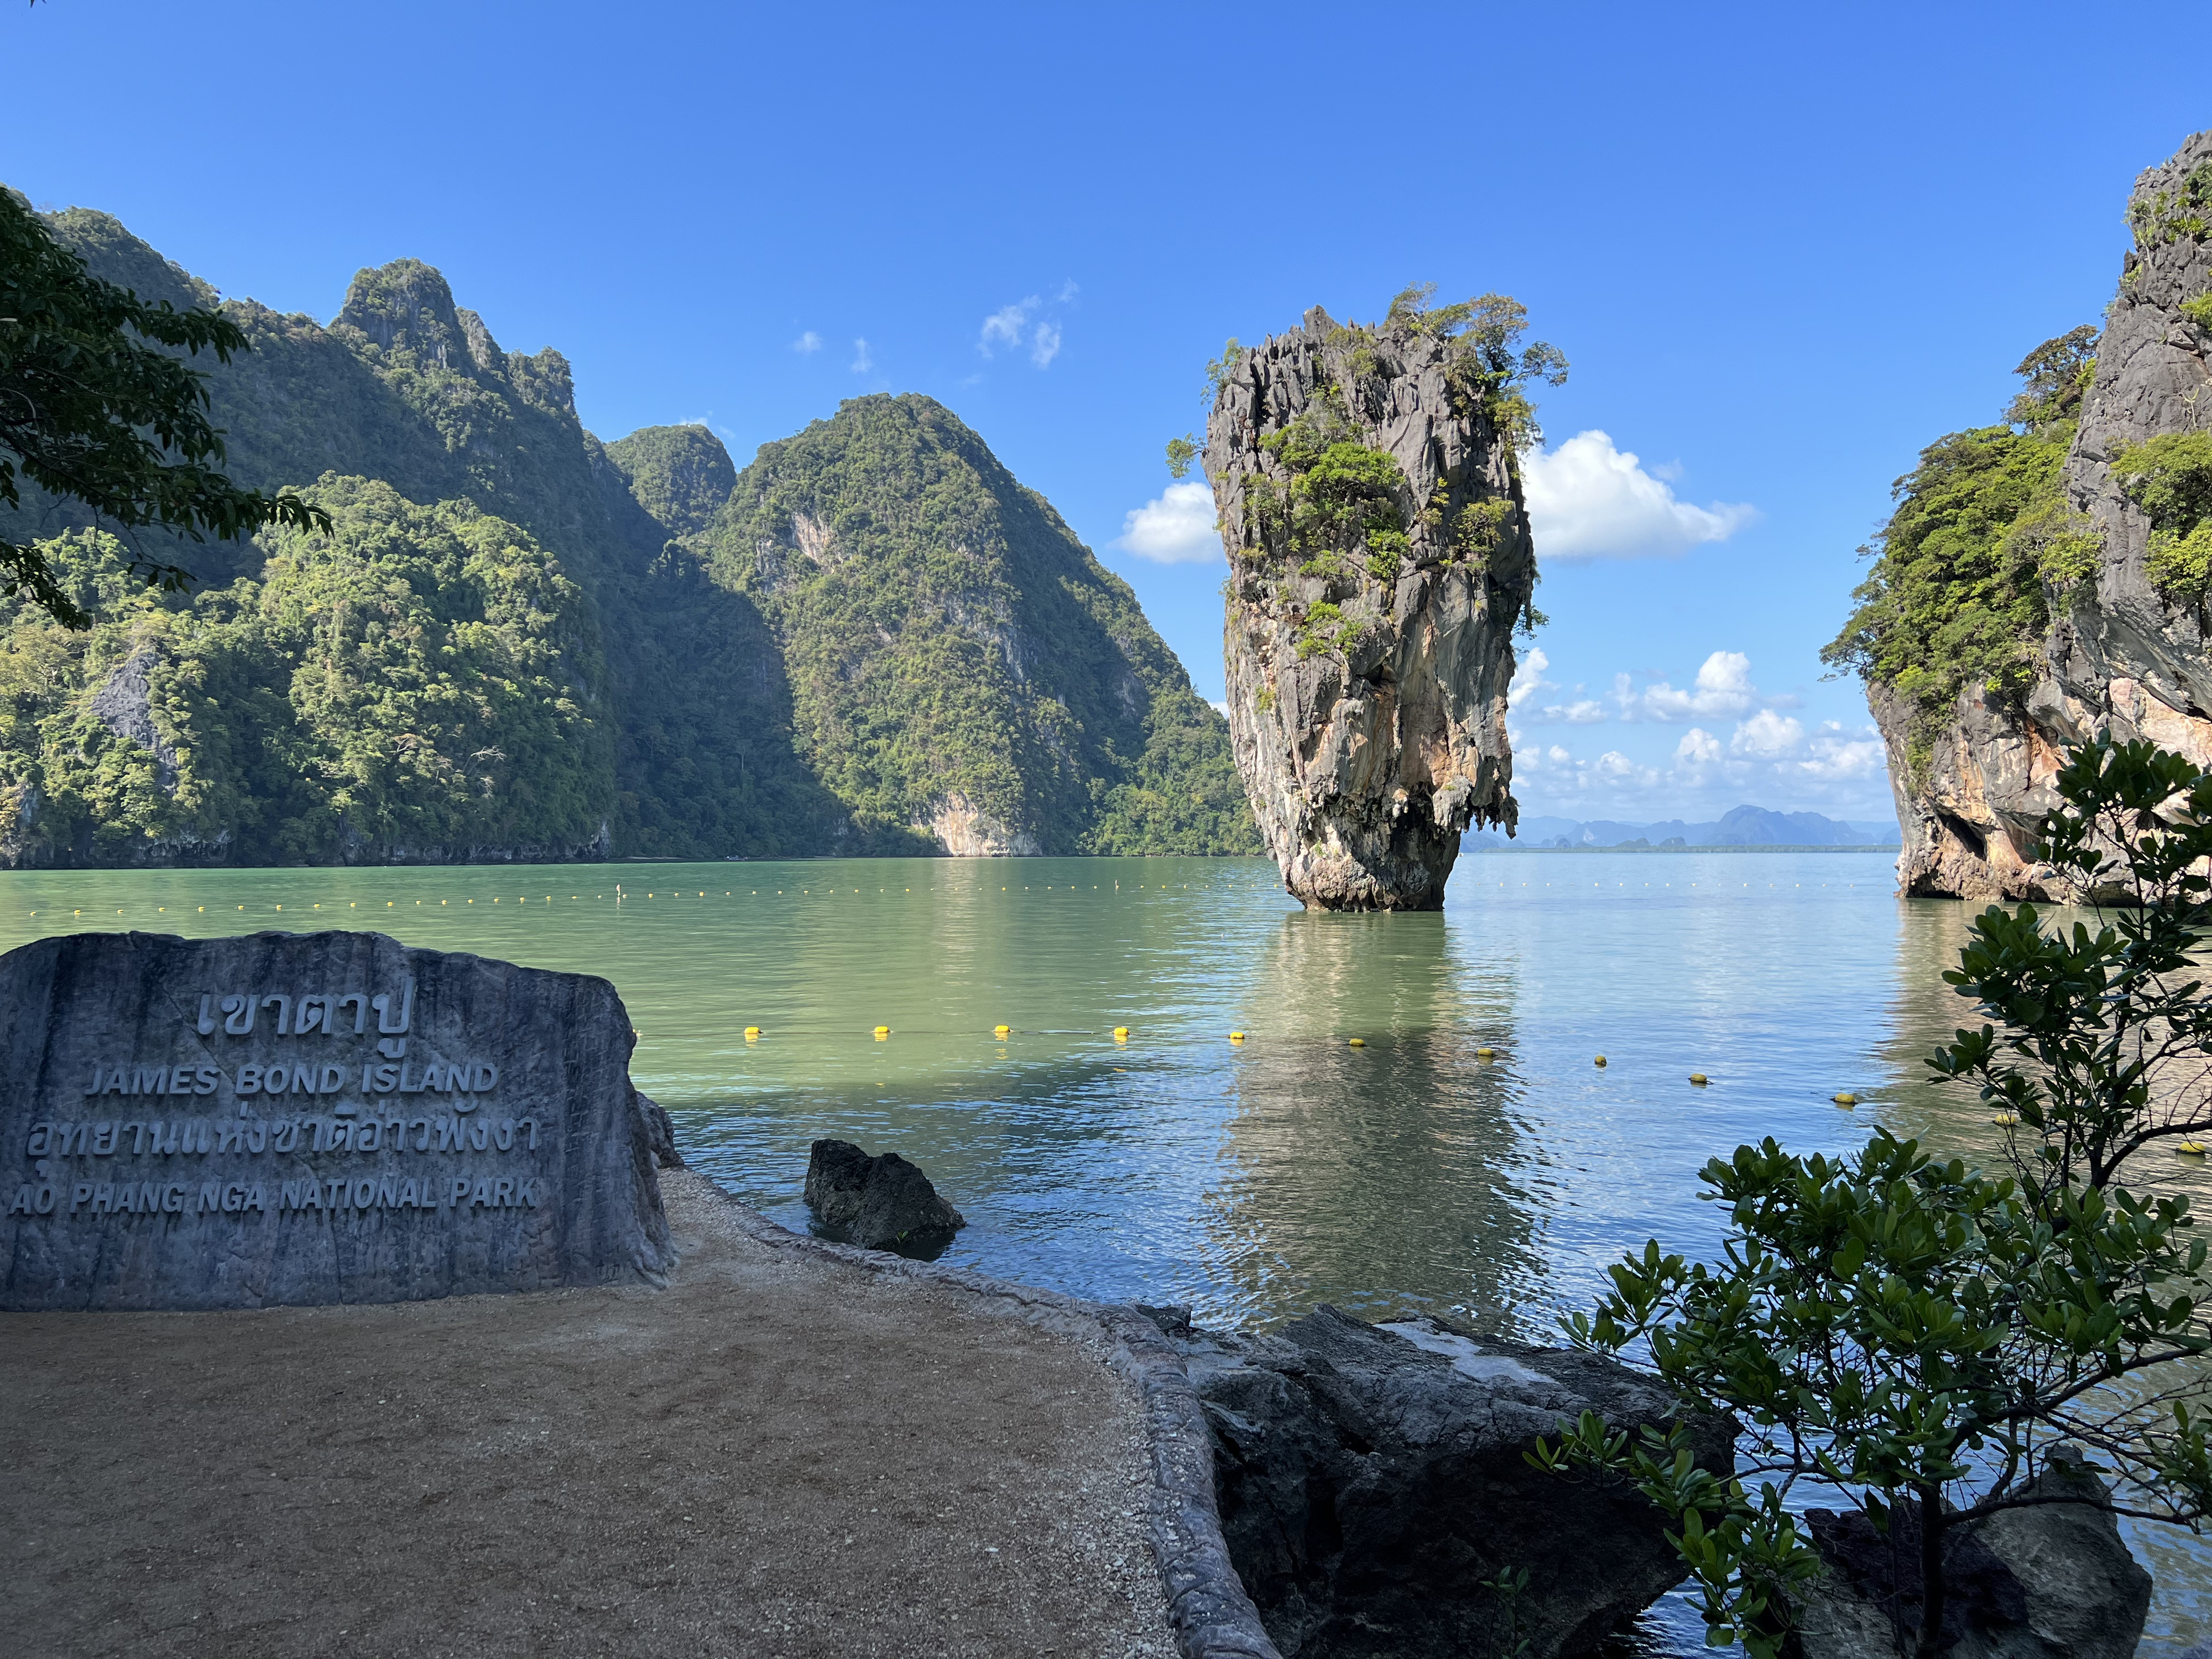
[1514,708,1895,818]
[980,298,1036,357]
[850,338,873,373]
[1508,647,1553,708]
[1675,727,1723,766]
[1636,650,1759,721]
[1514,740,1657,791]
[1730,709,1806,758]
[1521,430,1758,561]
[1793,722,1887,780]
[1116,481,1221,564]
[979,290,1071,368]
[791,331,823,354]
[1056,279,1080,304]
[1510,648,1609,724]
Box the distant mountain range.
[1468,805,1900,851]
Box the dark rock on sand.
[804,1138,965,1258]
[1158,1304,1734,1659]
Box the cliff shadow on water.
[1207,909,1548,1333]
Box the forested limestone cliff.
[0,207,1253,866]
[1828,131,2212,898]
[696,398,1255,856]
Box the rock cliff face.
[1208,309,1535,909]
[0,204,1257,865]
[699,395,1260,857]
[1877,131,2212,898]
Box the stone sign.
[1,930,676,1311]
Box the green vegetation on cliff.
[1821,327,2101,777]
[699,395,1258,855]
[2115,431,2212,601]
[0,204,1254,864]
[1,481,608,865]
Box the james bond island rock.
[1829,129,2212,898]
[1150,1305,1733,1659]
[1204,296,1555,909]
[804,1138,965,1258]
[0,931,676,1311]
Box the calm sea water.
[3,851,2203,1641]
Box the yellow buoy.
[874,1025,891,1040]
[1475,1046,1497,1058]
[744,1026,761,1040]
[1833,1093,1858,1107]
[2180,1140,2207,1157]
[1348,1037,1366,1048]
[993,1024,1011,1037]
[1229,1031,1245,1042]
[1593,1055,1606,1067]
[1689,1073,1710,1086]
[1113,1026,1130,1041]
[1993,1112,2020,1126]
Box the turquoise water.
[2,850,2203,1640]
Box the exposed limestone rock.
[1882,131,2212,898]
[87,645,179,794]
[1151,1304,1734,1659]
[1207,307,1535,909]
[915,792,1043,857]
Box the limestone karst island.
[6,9,2212,1658]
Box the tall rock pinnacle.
[1205,300,1548,909]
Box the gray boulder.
[1793,1447,2152,1659]
[803,1139,964,1258]
[1150,1303,1735,1659]
[0,930,675,1311]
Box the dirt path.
[1,1171,1178,1659]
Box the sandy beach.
[1,1171,1179,1658]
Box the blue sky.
[8,1,2207,823]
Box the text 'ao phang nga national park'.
[7,35,2212,1659]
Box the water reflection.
[1203,912,1542,1331]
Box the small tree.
[1537,736,2212,1659]
[1,186,326,627]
